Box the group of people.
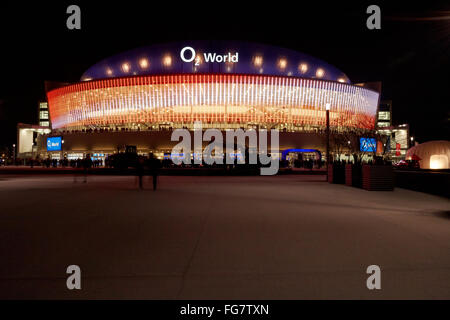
[72,157,93,183]
[291,159,323,169]
[23,157,103,169]
[135,155,161,190]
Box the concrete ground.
[0,174,448,299]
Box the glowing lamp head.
[278,58,287,70]
[298,63,308,74]
[316,68,325,78]
[121,63,130,73]
[253,55,263,67]
[326,103,331,110]
[337,77,345,83]
[106,68,113,76]
[195,54,203,65]
[139,58,149,69]
[163,55,172,67]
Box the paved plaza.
[0,174,448,299]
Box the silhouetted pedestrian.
[147,154,161,191]
[136,157,145,190]
[83,155,93,183]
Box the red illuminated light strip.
[47,74,378,130]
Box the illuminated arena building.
[38,41,380,162]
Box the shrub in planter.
[345,164,362,188]
[362,164,394,191]
[328,162,345,184]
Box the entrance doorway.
[282,148,322,169]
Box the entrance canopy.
[281,148,321,161]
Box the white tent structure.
[406,140,450,169]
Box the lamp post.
[61,139,65,167]
[326,103,330,179]
[347,140,351,162]
[12,143,16,165]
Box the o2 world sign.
[46,136,62,152]
[180,46,239,66]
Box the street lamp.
[12,144,16,165]
[325,103,331,179]
[61,140,65,167]
[347,140,351,162]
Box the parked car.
[393,159,420,169]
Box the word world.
[180,46,239,66]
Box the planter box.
[328,164,345,184]
[362,165,394,191]
[345,164,362,188]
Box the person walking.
[83,154,93,183]
[147,154,160,191]
[136,157,145,190]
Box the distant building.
[17,123,51,159]
[38,101,50,127]
[40,41,379,161]
[15,101,52,160]
[16,41,382,163]
[376,100,410,160]
[377,100,392,128]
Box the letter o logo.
[180,46,196,63]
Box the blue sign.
[360,138,377,152]
[47,136,62,151]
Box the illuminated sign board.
[180,46,239,65]
[46,136,62,151]
[360,138,377,152]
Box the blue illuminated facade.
[81,41,351,83]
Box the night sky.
[0,1,448,150]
